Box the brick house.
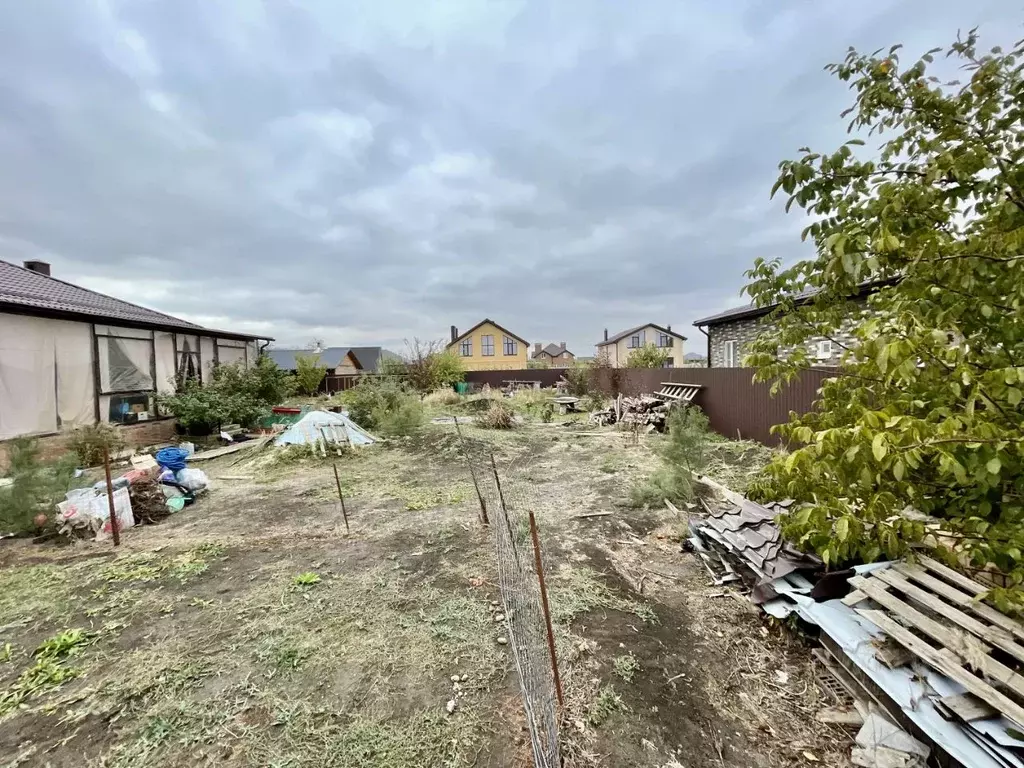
[531,342,575,367]
[692,281,892,368]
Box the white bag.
[57,488,134,541]
[175,468,209,492]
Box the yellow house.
[448,319,529,371]
[596,323,687,368]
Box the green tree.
[294,352,327,396]
[743,31,1024,608]
[402,339,465,394]
[626,343,670,369]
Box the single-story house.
[0,259,267,441]
[596,323,686,368]
[448,320,528,371]
[265,346,401,375]
[531,342,575,367]
[692,279,893,368]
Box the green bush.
[67,423,126,467]
[563,364,591,397]
[294,352,327,396]
[374,398,425,437]
[627,406,710,507]
[159,356,294,431]
[0,439,80,534]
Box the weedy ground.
[0,414,849,768]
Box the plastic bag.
[175,468,209,492]
[56,487,134,541]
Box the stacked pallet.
[844,557,1024,761]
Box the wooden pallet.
[654,382,702,403]
[844,557,1024,729]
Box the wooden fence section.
[463,367,834,446]
[321,374,366,393]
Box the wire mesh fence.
[454,422,562,768]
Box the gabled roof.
[692,277,898,327]
[449,318,528,347]
[0,259,264,340]
[532,343,574,359]
[266,346,400,373]
[596,323,687,346]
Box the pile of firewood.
[589,394,671,429]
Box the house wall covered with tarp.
[0,311,259,440]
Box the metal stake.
[454,417,488,525]
[529,510,563,708]
[332,462,350,534]
[102,446,120,547]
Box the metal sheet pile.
[687,487,1024,767]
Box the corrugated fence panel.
[464,367,834,446]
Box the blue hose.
[155,447,189,472]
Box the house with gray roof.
[692,279,895,368]
[0,258,267,440]
[265,346,401,375]
[530,342,575,368]
[595,323,687,368]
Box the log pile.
[589,395,671,429]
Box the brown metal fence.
[464,366,834,446]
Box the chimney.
[534,342,542,354]
[450,325,458,343]
[559,341,566,350]
[24,260,51,276]
[666,324,671,331]
[603,328,608,341]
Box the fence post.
[528,510,563,708]
[102,446,120,547]
[332,462,350,534]
[454,417,488,525]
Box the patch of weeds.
[103,553,165,583]
[549,567,654,625]
[0,643,13,663]
[403,486,467,511]
[599,459,617,474]
[170,543,226,583]
[587,684,624,727]
[0,564,83,626]
[274,645,310,671]
[612,653,640,683]
[292,572,321,589]
[0,628,96,715]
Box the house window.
[481,335,495,356]
[663,358,674,368]
[503,336,517,356]
[657,333,672,348]
[815,339,833,360]
[723,340,737,368]
[629,334,641,349]
[460,339,472,356]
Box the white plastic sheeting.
[54,321,94,429]
[274,410,377,447]
[217,339,247,367]
[200,336,215,382]
[0,314,58,438]
[154,332,177,395]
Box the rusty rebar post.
[102,446,120,547]
[332,462,350,535]
[528,510,563,708]
[454,417,488,525]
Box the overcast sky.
[0,2,1019,355]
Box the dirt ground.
[0,420,852,767]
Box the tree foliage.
[743,31,1024,607]
[402,339,466,394]
[294,352,328,396]
[626,343,670,369]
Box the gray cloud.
[0,0,1019,353]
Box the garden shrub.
[67,423,126,467]
[0,439,80,533]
